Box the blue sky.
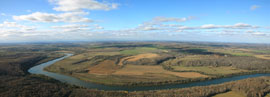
[0,0,269,43]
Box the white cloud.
[251,32,267,36]
[143,16,194,26]
[233,23,254,28]
[246,30,268,36]
[136,25,160,31]
[125,17,259,33]
[0,21,36,31]
[178,26,195,30]
[135,16,195,31]
[153,16,193,23]
[93,24,104,29]
[52,24,89,29]
[52,24,90,32]
[250,5,260,10]
[200,24,219,29]
[52,24,104,32]
[13,12,93,23]
[200,23,257,29]
[49,0,118,12]
[0,21,37,38]
[12,0,119,23]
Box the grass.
[118,53,159,66]
[73,64,207,85]
[254,55,270,60]
[252,50,270,54]
[119,47,161,55]
[212,91,246,97]
[73,72,182,85]
[45,54,92,73]
[45,51,122,73]
[171,66,246,75]
[113,65,208,78]
[88,60,121,75]
[126,53,159,61]
[229,52,253,56]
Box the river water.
[28,54,270,91]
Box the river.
[28,54,270,91]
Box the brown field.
[113,65,208,78]
[236,48,252,52]
[212,91,246,97]
[118,53,159,65]
[254,55,270,60]
[88,60,121,75]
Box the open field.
[70,64,208,85]
[73,72,183,85]
[118,53,159,65]
[254,55,270,60]
[113,64,208,78]
[253,50,270,54]
[171,66,247,75]
[212,91,246,97]
[88,60,121,75]
[125,53,159,62]
[119,47,163,55]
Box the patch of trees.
[174,56,270,71]
[123,54,175,65]
[174,48,226,56]
[72,55,125,66]
[20,56,48,75]
[0,55,47,76]
[0,75,74,97]
[0,52,63,76]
